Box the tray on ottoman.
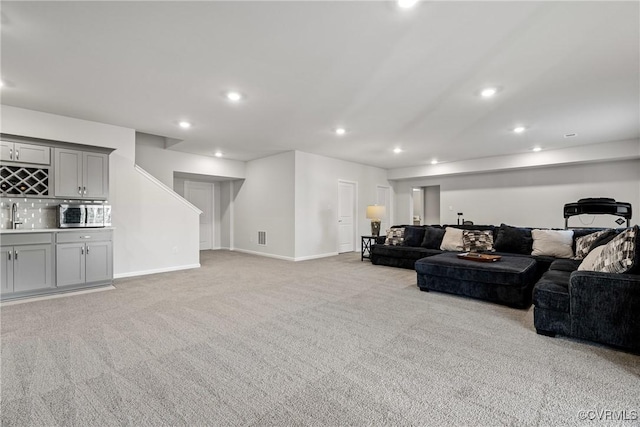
[415,252,536,308]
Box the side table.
[361,235,377,261]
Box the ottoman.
[415,253,537,308]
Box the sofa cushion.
[574,229,615,260]
[421,226,445,249]
[462,230,494,252]
[372,244,441,260]
[494,224,533,255]
[591,225,638,274]
[384,228,405,246]
[440,227,464,251]
[533,270,571,312]
[531,229,574,258]
[403,226,426,247]
[549,258,582,272]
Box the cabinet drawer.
[56,230,113,243]
[1,233,52,246]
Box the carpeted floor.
[1,250,638,426]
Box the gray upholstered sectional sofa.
[370,223,640,352]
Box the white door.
[338,181,356,253]
[185,181,214,250]
[376,185,391,235]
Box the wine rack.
[0,165,50,196]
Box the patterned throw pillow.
[573,229,614,260]
[384,227,405,246]
[592,226,638,273]
[462,230,494,252]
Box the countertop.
[0,227,115,234]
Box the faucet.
[11,203,23,229]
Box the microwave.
[58,204,111,228]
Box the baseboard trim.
[294,252,339,262]
[231,248,295,261]
[114,263,201,279]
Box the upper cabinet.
[0,141,51,165]
[54,148,109,199]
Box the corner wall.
[1,105,201,277]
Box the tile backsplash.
[0,198,58,230]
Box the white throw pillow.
[531,229,574,258]
[440,227,464,251]
[577,245,606,271]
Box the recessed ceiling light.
[226,91,243,102]
[397,0,419,9]
[431,159,438,165]
[179,121,191,129]
[513,126,526,134]
[480,87,497,98]
[532,147,542,152]
[393,147,403,154]
[335,128,346,136]
[214,151,223,158]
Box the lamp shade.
[366,205,386,220]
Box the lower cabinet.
[0,229,113,300]
[56,231,113,287]
[1,234,54,296]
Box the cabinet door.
[14,143,51,165]
[13,244,53,292]
[0,141,14,161]
[83,152,109,199]
[56,243,85,287]
[54,148,83,198]
[0,247,14,294]
[85,241,112,283]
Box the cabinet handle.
[81,246,84,255]
[83,186,87,195]
[80,235,92,239]
[86,246,90,255]
[15,150,19,160]
[9,148,13,160]
[14,251,18,261]
[7,251,11,261]
[78,186,82,194]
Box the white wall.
[233,152,296,259]
[294,151,392,260]
[136,132,245,187]
[1,105,201,277]
[393,159,640,229]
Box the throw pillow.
[421,226,445,249]
[573,229,615,260]
[384,228,405,246]
[577,245,606,271]
[493,224,533,255]
[462,230,494,252]
[591,225,638,274]
[531,229,574,258]
[403,226,426,247]
[440,227,464,251]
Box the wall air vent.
[258,231,267,246]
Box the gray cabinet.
[0,141,51,165]
[56,230,113,287]
[1,234,54,296]
[54,148,109,199]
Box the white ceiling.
[1,1,638,170]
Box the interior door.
[185,181,214,250]
[338,181,355,253]
[376,185,391,235]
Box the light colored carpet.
[1,250,638,426]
